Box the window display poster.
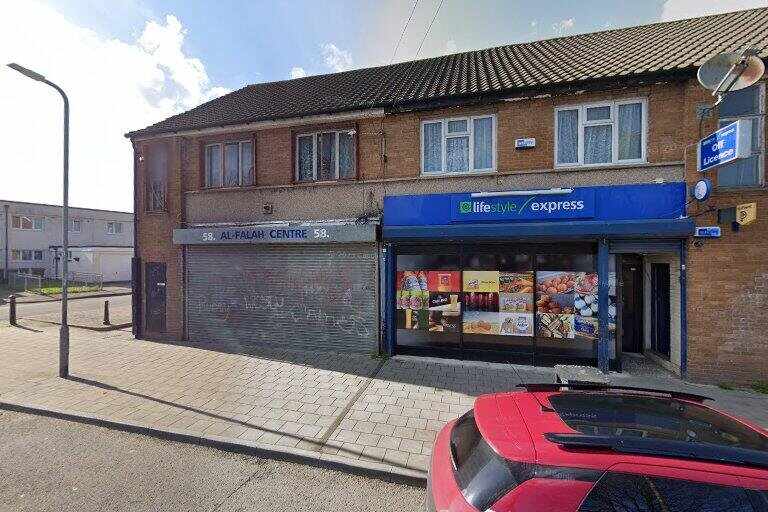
[463,271,500,292]
[428,311,461,332]
[537,313,575,338]
[499,293,533,312]
[426,271,461,292]
[499,313,534,336]
[498,272,535,293]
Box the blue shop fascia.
[380,182,693,372]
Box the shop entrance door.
[620,255,644,353]
[145,262,166,333]
[650,263,671,358]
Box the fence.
[8,271,103,295]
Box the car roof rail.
[544,433,768,470]
[517,382,712,402]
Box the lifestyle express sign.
[450,189,596,223]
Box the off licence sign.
[697,120,751,172]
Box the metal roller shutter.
[185,243,378,354]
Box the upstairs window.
[295,130,356,182]
[717,83,764,188]
[146,143,168,211]
[555,99,646,167]
[204,140,255,188]
[70,219,81,233]
[421,115,496,174]
[106,221,123,235]
[11,215,43,230]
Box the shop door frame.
[650,262,671,359]
[392,241,599,366]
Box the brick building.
[127,9,768,385]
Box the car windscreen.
[549,392,768,451]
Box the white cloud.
[289,66,307,79]
[321,43,353,72]
[0,2,229,212]
[445,40,458,54]
[660,0,767,20]
[552,17,575,36]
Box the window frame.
[33,250,44,261]
[294,129,358,183]
[717,83,765,189]
[420,114,498,175]
[106,221,123,235]
[203,139,255,189]
[554,98,648,168]
[11,215,43,231]
[70,218,82,233]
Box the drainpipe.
[679,241,688,378]
[3,204,8,283]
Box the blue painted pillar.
[383,243,395,355]
[597,238,610,373]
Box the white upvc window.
[555,99,647,167]
[106,221,123,235]
[295,130,357,182]
[11,249,34,261]
[11,215,43,231]
[34,250,44,261]
[204,140,255,188]
[70,218,82,233]
[421,114,496,174]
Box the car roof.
[473,389,768,487]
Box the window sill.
[420,170,497,178]
[554,160,648,170]
[714,185,767,194]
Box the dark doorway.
[620,255,644,353]
[650,263,671,358]
[145,262,167,333]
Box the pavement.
[0,409,426,512]
[1,318,767,478]
[0,294,132,326]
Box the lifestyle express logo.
[457,197,586,217]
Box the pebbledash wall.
[132,76,768,385]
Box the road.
[0,294,131,322]
[0,410,426,512]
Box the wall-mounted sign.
[697,120,752,172]
[694,226,721,238]
[449,189,596,223]
[736,202,757,226]
[173,223,376,245]
[515,138,536,149]
[691,178,713,201]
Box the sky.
[1,0,766,212]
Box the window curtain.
[297,136,314,181]
[618,103,642,160]
[423,122,442,172]
[205,145,222,188]
[317,132,336,181]
[556,109,579,164]
[446,136,469,172]
[338,132,355,178]
[241,142,254,186]
[223,143,240,187]
[584,124,612,164]
[473,117,493,169]
[147,143,168,210]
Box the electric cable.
[390,0,419,64]
[416,0,443,58]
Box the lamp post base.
[59,324,69,378]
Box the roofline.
[127,107,386,141]
[128,68,699,141]
[0,199,133,215]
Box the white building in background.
[0,200,133,282]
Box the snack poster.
[462,271,500,292]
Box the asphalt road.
[0,294,132,322]
[0,410,426,512]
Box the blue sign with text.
[697,120,751,172]
[449,190,596,222]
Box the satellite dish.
[698,50,765,97]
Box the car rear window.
[579,472,768,512]
[549,392,768,451]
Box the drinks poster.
[397,270,461,331]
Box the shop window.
[421,115,496,174]
[146,142,168,211]
[204,140,255,188]
[295,130,356,182]
[555,99,646,167]
[717,83,765,188]
[11,215,43,230]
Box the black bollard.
[9,295,17,326]
[103,300,110,326]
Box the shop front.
[382,183,693,371]
[172,222,379,354]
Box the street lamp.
[7,63,70,378]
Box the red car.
[427,383,768,512]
